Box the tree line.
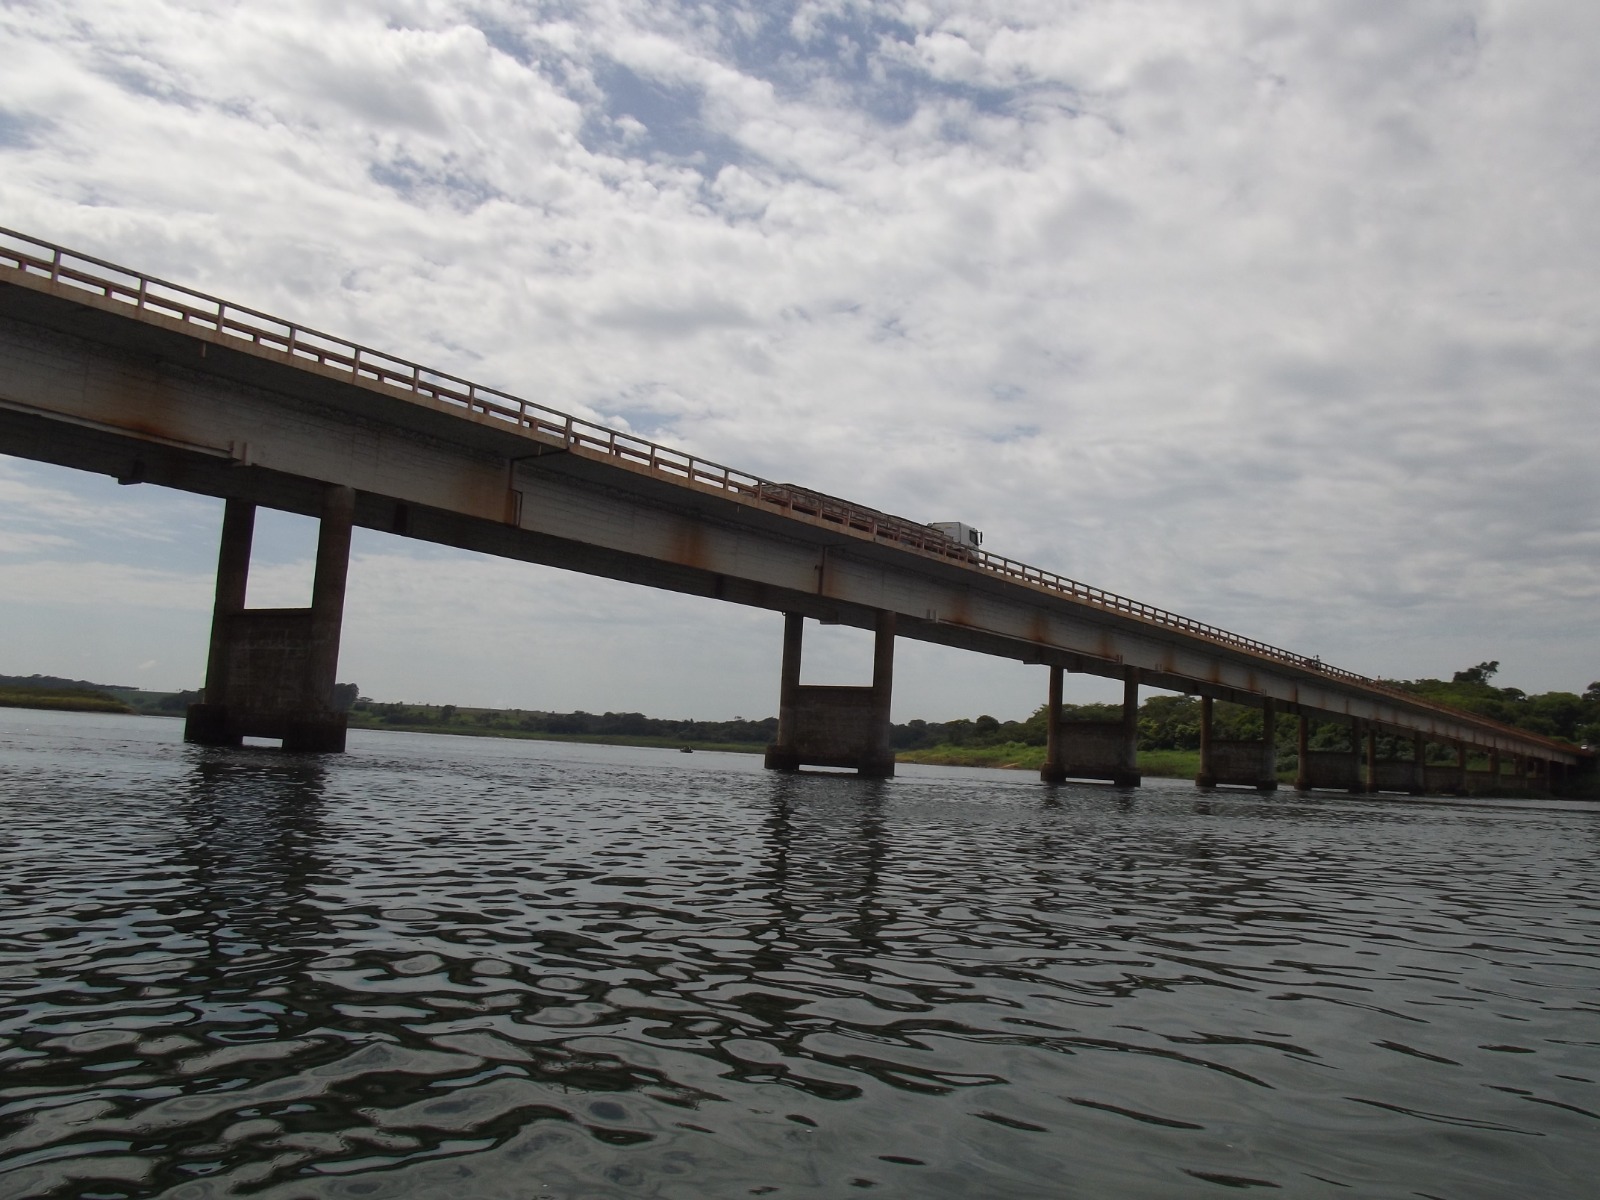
[890,661,1599,757]
[349,697,781,746]
[8,660,1595,754]
[347,661,1596,755]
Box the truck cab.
[928,522,983,550]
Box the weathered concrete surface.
[1464,767,1507,795]
[1372,759,1424,795]
[775,685,893,775]
[764,611,895,776]
[1047,721,1140,786]
[1204,739,1278,791]
[1198,698,1276,790]
[1423,764,1467,795]
[184,490,351,751]
[1043,669,1139,785]
[1300,750,1361,792]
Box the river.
[1,708,1596,1198]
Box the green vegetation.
[897,742,1202,778]
[0,685,131,713]
[890,663,1599,780]
[890,693,1274,756]
[1136,749,1205,778]
[0,673,199,716]
[345,697,777,753]
[1386,661,1600,746]
[897,741,1046,770]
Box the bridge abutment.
[185,486,354,752]
[1040,670,1140,787]
[763,611,896,777]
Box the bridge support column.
[1295,715,1310,791]
[1423,742,1467,796]
[868,610,896,777]
[762,611,896,777]
[185,485,354,752]
[1364,727,1378,794]
[1041,665,1066,784]
[764,614,805,772]
[1298,717,1363,792]
[1197,697,1275,790]
[1348,724,1364,793]
[1038,669,1139,786]
[1117,674,1141,787]
[1258,702,1278,792]
[1411,735,1427,795]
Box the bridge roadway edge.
[0,266,1587,771]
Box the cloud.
[0,460,212,552]
[1,0,1596,712]
[0,531,72,554]
[0,558,212,610]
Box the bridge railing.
[0,227,1477,712]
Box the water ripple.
[1,713,1597,1198]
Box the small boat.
[679,745,694,753]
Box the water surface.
[2,709,1597,1198]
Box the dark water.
[1,711,1597,1199]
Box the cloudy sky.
[1,0,1596,720]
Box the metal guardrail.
[0,226,1571,746]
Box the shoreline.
[0,692,132,715]
[6,700,1590,796]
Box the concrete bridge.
[0,228,1588,794]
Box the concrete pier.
[1197,697,1277,791]
[1295,720,1364,791]
[185,486,354,751]
[1041,665,1066,784]
[1040,670,1139,786]
[764,611,896,776]
[1422,744,1468,796]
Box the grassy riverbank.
[897,742,1210,779]
[0,687,132,714]
[343,716,762,754]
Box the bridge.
[0,228,1588,794]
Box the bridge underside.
[0,270,1588,787]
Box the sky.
[1,0,1597,721]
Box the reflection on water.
[1,710,1597,1199]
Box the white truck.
[928,521,984,550]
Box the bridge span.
[0,228,1588,792]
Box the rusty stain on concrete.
[1028,612,1052,646]
[669,520,712,573]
